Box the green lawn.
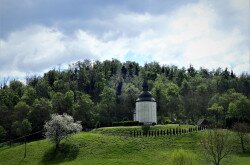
[0,125,249,165]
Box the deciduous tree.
[44,113,82,150]
[201,130,232,165]
[29,98,52,131]
[208,103,224,127]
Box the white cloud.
[1,26,66,78]
[227,0,249,26]
[0,0,249,81]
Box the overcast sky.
[0,0,249,82]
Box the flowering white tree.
[44,113,82,149]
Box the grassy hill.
[0,125,249,165]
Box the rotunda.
[135,80,157,124]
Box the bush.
[123,121,140,126]
[112,121,140,126]
[112,122,123,126]
[163,117,173,124]
[171,149,196,165]
[142,125,150,135]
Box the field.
[0,124,249,165]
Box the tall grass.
[171,149,197,165]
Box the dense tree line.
[0,59,249,142]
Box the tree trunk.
[240,137,246,153]
[24,137,27,158]
[215,159,220,165]
[9,134,12,147]
[55,142,60,151]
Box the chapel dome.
[136,80,156,102]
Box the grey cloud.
[0,0,248,79]
[0,26,96,76]
[1,0,195,38]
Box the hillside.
[1,60,250,145]
[0,126,249,165]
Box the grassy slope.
[0,125,249,165]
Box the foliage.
[21,86,36,105]
[14,101,30,121]
[73,93,95,129]
[228,95,250,121]
[121,83,140,120]
[232,122,250,153]
[28,98,52,131]
[35,80,51,98]
[51,92,66,114]
[97,86,116,126]
[9,80,24,97]
[11,119,32,137]
[44,113,82,149]
[208,103,224,127]
[201,129,232,165]
[0,125,6,142]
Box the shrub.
[112,121,140,126]
[164,118,173,124]
[142,125,150,135]
[112,122,123,126]
[123,121,140,126]
[171,149,196,165]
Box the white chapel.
[134,80,157,124]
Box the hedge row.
[112,121,143,126]
[130,126,207,137]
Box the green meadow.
[0,125,249,165]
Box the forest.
[0,59,249,142]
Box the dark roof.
[136,79,156,102]
[197,118,210,126]
[136,91,156,102]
